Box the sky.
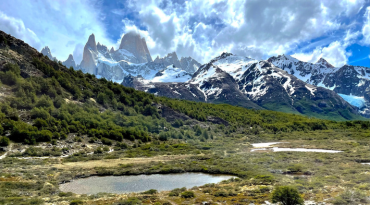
[0,0,369,67]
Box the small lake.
[59,173,234,195]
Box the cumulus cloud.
[121,0,367,64]
[292,41,350,67]
[0,0,114,64]
[1,0,368,66]
[0,12,41,50]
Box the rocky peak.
[80,34,98,74]
[110,47,115,53]
[153,52,182,69]
[316,57,334,68]
[86,34,97,52]
[180,56,201,74]
[62,54,76,69]
[41,46,55,60]
[97,42,109,54]
[119,31,152,63]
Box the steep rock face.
[154,52,182,68]
[180,57,201,74]
[80,34,98,74]
[322,65,370,96]
[125,53,360,120]
[119,31,152,63]
[41,46,55,61]
[153,52,201,74]
[62,54,76,68]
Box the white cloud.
[0,0,114,64]
[122,0,366,64]
[0,12,41,50]
[292,41,350,67]
[0,0,367,66]
[362,6,370,45]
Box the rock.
[119,31,152,63]
[180,56,201,74]
[62,54,76,69]
[41,46,55,61]
[80,34,98,74]
[154,52,182,69]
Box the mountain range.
[40,32,369,120]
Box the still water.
[59,172,234,194]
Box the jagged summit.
[80,34,98,74]
[62,54,76,69]
[110,47,115,53]
[316,57,334,68]
[119,31,152,63]
[41,46,55,60]
[154,52,181,68]
[86,34,97,52]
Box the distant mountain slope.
[123,53,361,120]
[268,55,370,117]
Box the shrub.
[214,190,228,197]
[0,136,10,146]
[142,189,157,195]
[0,71,18,85]
[58,192,73,197]
[169,187,186,196]
[70,199,83,205]
[271,186,304,205]
[117,197,142,205]
[181,191,195,198]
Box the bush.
[58,192,73,197]
[169,187,186,197]
[271,186,304,205]
[0,71,18,85]
[181,191,195,198]
[142,189,157,194]
[70,199,83,205]
[117,197,142,205]
[214,190,228,197]
[0,136,10,146]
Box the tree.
[271,186,304,205]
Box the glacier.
[338,93,366,108]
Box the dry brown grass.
[53,155,192,169]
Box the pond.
[59,173,234,195]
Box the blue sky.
[0,0,369,67]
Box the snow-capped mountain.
[62,54,76,69]
[77,33,200,83]
[124,52,359,120]
[268,55,370,116]
[41,46,56,61]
